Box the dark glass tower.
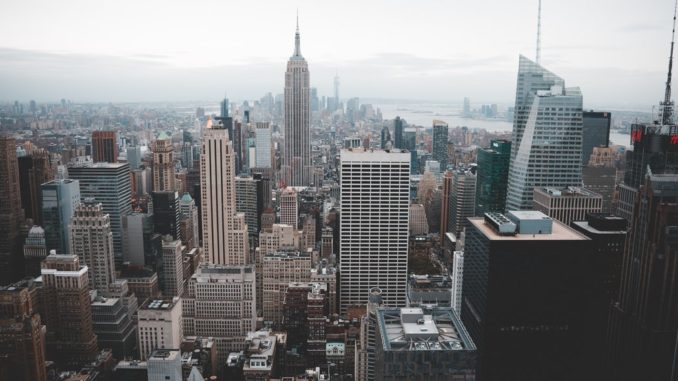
[151,191,181,241]
[394,116,404,149]
[432,120,449,170]
[475,139,511,215]
[582,111,611,165]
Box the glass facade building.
[506,56,583,210]
[475,139,511,215]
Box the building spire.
[536,0,542,64]
[661,0,677,125]
[294,10,302,57]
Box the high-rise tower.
[70,200,116,292]
[151,132,176,192]
[339,149,410,312]
[0,136,24,285]
[283,16,311,186]
[92,130,118,163]
[432,120,449,170]
[505,56,583,210]
[200,118,250,265]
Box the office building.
[380,126,391,149]
[432,120,449,170]
[607,173,678,380]
[242,329,281,381]
[138,298,183,360]
[41,179,80,254]
[282,282,328,371]
[126,145,142,170]
[403,128,418,173]
[409,203,429,235]
[151,191,181,241]
[283,18,312,186]
[449,168,477,237]
[92,130,118,163]
[147,349,182,381]
[179,193,200,251]
[581,111,611,166]
[475,140,511,215]
[582,149,617,213]
[0,281,47,381]
[373,307,477,380]
[23,225,48,276]
[506,56,583,210]
[356,288,384,381]
[451,251,464,313]
[69,162,132,257]
[182,265,256,363]
[262,250,311,327]
[70,200,116,292]
[533,186,603,225]
[160,236,184,298]
[255,122,273,168]
[91,295,136,359]
[122,212,153,266]
[18,150,54,224]
[280,187,299,229]
[394,116,404,149]
[151,132,176,192]
[407,274,452,308]
[200,119,250,265]
[41,254,98,367]
[462,212,600,380]
[339,149,410,312]
[439,171,453,240]
[0,136,23,285]
[236,175,260,237]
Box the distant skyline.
[0,0,674,109]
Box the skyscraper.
[448,168,477,238]
[23,226,47,277]
[0,136,23,285]
[283,17,312,186]
[200,119,250,265]
[505,56,583,210]
[138,298,183,361]
[152,132,176,192]
[280,187,299,229]
[254,122,272,168]
[393,116,404,149]
[151,191,181,241]
[92,130,118,163]
[70,200,116,292]
[462,212,599,380]
[41,253,98,368]
[41,179,80,254]
[0,281,47,381]
[432,120,449,170]
[18,150,54,224]
[339,149,410,312]
[69,162,132,257]
[236,175,260,237]
[475,139,511,215]
[380,126,391,149]
[581,111,611,167]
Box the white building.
[147,349,182,381]
[200,119,250,265]
[279,187,299,229]
[451,251,464,313]
[339,148,410,312]
[182,265,257,364]
[70,200,116,292]
[255,122,272,168]
[137,298,183,361]
[161,236,184,298]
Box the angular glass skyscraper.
[432,120,449,170]
[506,56,583,210]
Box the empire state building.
[283,18,311,186]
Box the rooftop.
[340,148,410,161]
[141,298,179,311]
[149,349,181,361]
[377,307,476,352]
[469,217,589,241]
[536,186,602,198]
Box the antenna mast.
[536,0,542,64]
[661,0,677,125]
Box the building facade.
[70,201,116,292]
[138,298,183,361]
[41,179,81,254]
[92,130,118,163]
[339,149,410,311]
[475,139,511,215]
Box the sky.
[0,0,675,109]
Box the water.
[375,102,631,148]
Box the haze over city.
[0,0,673,108]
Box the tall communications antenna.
[661,0,677,125]
[536,0,542,64]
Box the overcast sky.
[0,0,674,108]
